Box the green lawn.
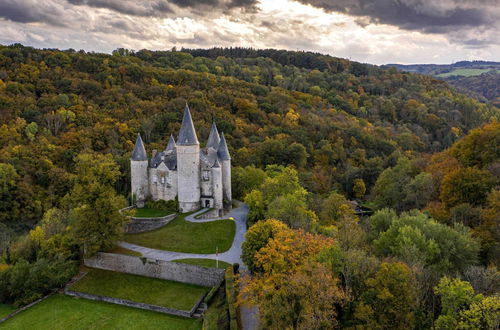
[124,214,235,254]
[437,68,495,77]
[174,258,232,269]
[0,303,15,319]
[133,207,170,218]
[69,268,208,311]
[0,294,201,330]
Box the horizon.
[1,42,498,67]
[0,0,499,65]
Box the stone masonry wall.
[124,214,176,234]
[64,290,198,318]
[84,253,225,287]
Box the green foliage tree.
[65,153,127,256]
[372,210,480,272]
[353,262,417,330]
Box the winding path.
[118,202,249,266]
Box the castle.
[130,104,231,213]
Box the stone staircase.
[192,302,208,318]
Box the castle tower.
[212,158,223,210]
[176,104,201,213]
[217,132,232,208]
[165,134,176,153]
[130,134,149,207]
[206,122,220,150]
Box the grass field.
[437,68,495,77]
[70,268,208,310]
[174,258,232,269]
[0,294,201,330]
[0,303,15,319]
[134,207,170,218]
[124,214,235,254]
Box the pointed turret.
[131,134,148,161]
[206,122,220,150]
[166,134,176,152]
[177,103,199,146]
[217,133,231,160]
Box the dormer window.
[161,176,165,184]
[203,170,210,181]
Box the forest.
[0,44,498,328]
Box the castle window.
[153,175,157,184]
[203,170,210,181]
[160,176,165,184]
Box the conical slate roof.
[217,132,231,160]
[166,134,176,152]
[131,134,148,161]
[206,122,220,149]
[177,104,199,145]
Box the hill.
[387,61,500,106]
[0,44,498,229]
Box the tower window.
[203,170,210,181]
[161,176,165,184]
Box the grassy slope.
[134,207,170,218]
[437,68,494,77]
[0,295,201,330]
[0,304,15,319]
[70,269,208,311]
[124,214,235,254]
[173,258,232,269]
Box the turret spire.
[166,134,176,152]
[131,133,148,161]
[217,132,231,160]
[177,103,199,145]
[206,121,220,149]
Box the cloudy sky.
[0,0,499,64]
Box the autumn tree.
[353,262,417,330]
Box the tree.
[372,210,480,272]
[434,277,500,330]
[65,153,127,256]
[353,262,417,330]
[0,163,20,224]
[440,167,496,208]
[241,219,288,273]
[353,178,366,199]
[267,191,318,230]
[231,165,267,199]
[319,192,354,226]
[239,261,347,330]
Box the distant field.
[174,258,232,269]
[437,68,495,77]
[124,214,235,254]
[0,303,15,319]
[69,268,208,311]
[0,294,201,330]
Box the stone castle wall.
[176,145,201,212]
[84,253,224,287]
[124,214,176,234]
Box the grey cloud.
[67,0,173,16]
[66,0,257,17]
[294,0,498,33]
[0,0,67,26]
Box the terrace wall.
[84,252,224,287]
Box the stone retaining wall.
[65,290,195,318]
[84,252,225,287]
[124,213,176,233]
